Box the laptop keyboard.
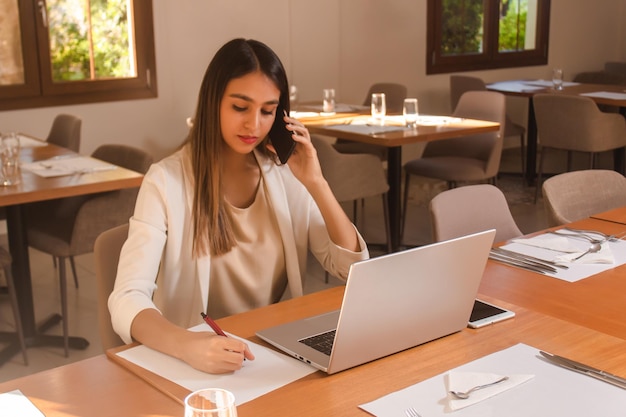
[298,330,336,356]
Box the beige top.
[208,177,287,319]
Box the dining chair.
[401,91,506,237]
[94,223,128,350]
[532,93,626,203]
[450,75,526,177]
[311,135,391,281]
[24,144,152,356]
[0,246,28,365]
[428,184,522,244]
[542,170,626,226]
[46,114,82,152]
[333,82,408,159]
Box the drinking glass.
[1,132,21,186]
[289,85,298,108]
[552,68,563,90]
[371,93,386,123]
[184,388,237,417]
[322,88,335,113]
[403,98,419,128]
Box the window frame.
[426,0,551,75]
[0,0,157,111]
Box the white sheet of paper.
[0,390,45,417]
[524,79,580,88]
[489,81,546,92]
[325,123,406,135]
[116,324,317,406]
[21,156,117,178]
[499,238,626,282]
[580,91,626,101]
[359,343,626,417]
[17,135,47,148]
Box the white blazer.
[109,146,368,343]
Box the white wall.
[1,0,624,162]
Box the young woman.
[108,38,369,374]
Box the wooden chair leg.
[400,172,411,243]
[69,256,79,288]
[535,148,547,203]
[58,258,70,357]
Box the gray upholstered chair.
[542,170,626,227]
[94,224,128,350]
[429,184,522,244]
[46,114,82,152]
[24,144,152,356]
[311,135,391,253]
[401,91,506,235]
[0,246,28,364]
[533,94,626,202]
[333,82,408,159]
[450,75,526,176]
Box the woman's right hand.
[130,309,255,374]
[180,331,255,374]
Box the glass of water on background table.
[1,132,21,186]
[403,98,419,128]
[371,92,386,124]
[552,68,564,90]
[184,388,237,417]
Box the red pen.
[201,312,247,360]
[200,312,227,337]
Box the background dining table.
[300,113,500,251]
[0,137,144,365]
[487,80,626,184]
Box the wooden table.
[487,80,626,184]
[301,114,500,251]
[0,140,144,364]
[480,215,626,340]
[590,206,626,225]
[1,287,626,416]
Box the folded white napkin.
[512,234,614,264]
[445,372,534,412]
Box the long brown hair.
[188,38,290,257]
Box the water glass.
[403,98,419,128]
[184,388,237,417]
[371,93,386,123]
[1,132,21,186]
[289,85,298,108]
[552,68,563,90]
[322,88,335,113]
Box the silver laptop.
[256,229,496,374]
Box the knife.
[488,253,549,274]
[492,247,567,270]
[540,351,626,390]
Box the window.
[0,0,157,110]
[427,0,551,74]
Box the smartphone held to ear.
[269,109,296,164]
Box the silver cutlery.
[539,351,626,390]
[489,251,554,274]
[563,228,626,242]
[449,376,509,399]
[492,247,568,270]
[572,241,602,260]
[549,230,604,243]
[404,407,422,417]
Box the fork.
[405,407,422,417]
[562,228,626,242]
